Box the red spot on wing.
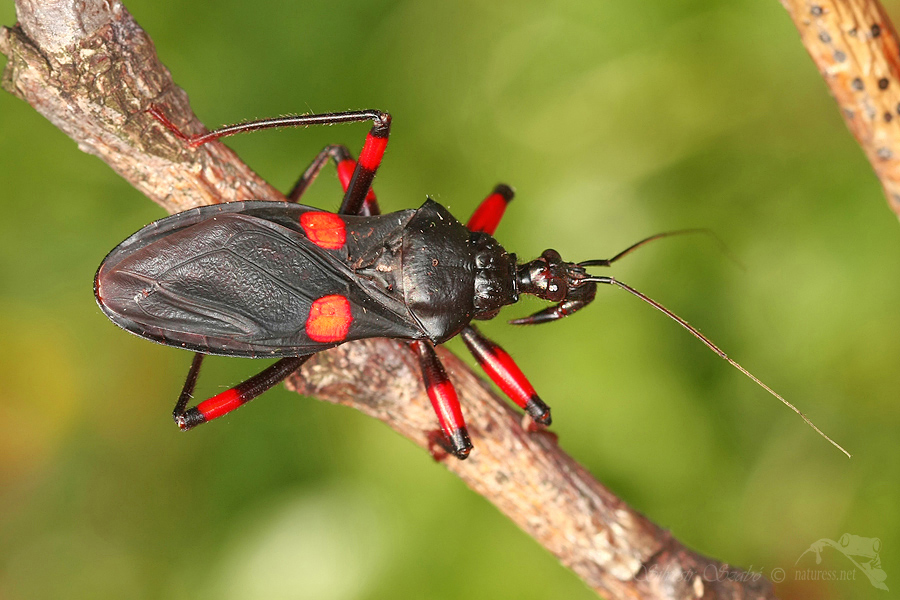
[306,295,353,342]
[301,212,346,249]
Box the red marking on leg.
[428,381,466,430]
[461,326,550,424]
[306,295,353,342]
[476,343,536,409]
[357,133,389,171]
[467,194,508,235]
[412,340,472,458]
[336,159,356,190]
[300,212,346,249]
[425,380,471,459]
[467,185,514,235]
[196,389,242,421]
[337,159,378,206]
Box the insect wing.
[95,202,421,357]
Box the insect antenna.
[579,228,744,270]
[582,275,850,458]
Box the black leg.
[172,355,311,430]
[287,144,381,216]
[286,144,352,203]
[410,340,472,459]
[144,106,395,433]
[148,105,390,216]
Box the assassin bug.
[94,106,849,459]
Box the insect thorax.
[398,200,516,342]
[471,231,517,321]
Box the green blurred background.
[1,1,898,598]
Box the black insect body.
[95,107,849,459]
[97,200,512,357]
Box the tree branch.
[1,2,776,598]
[781,0,900,219]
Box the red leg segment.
[287,145,380,215]
[466,184,514,235]
[460,325,551,425]
[336,156,379,216]
[338,117,390,216]
[465,186,554,424]
[173,354,310,430]
[411,340,472,459]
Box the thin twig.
[1,2,777,598]
[781,0,900,219]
